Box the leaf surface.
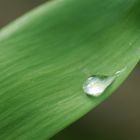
[0,0,140,139]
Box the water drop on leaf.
[83,75,116,97]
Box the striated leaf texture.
[0,0,140,139]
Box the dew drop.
[115,67,127,76]
[83,75,116,97]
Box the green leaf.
[0,0,140,139]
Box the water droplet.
[115,67,127,76]
[83,75,116,97]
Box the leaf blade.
[0,0,140,139]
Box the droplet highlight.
[115,67,127,76]
[83,75,116,97]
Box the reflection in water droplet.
[83,75,116,97]
[115,67,127,76]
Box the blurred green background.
[0,0,139,140]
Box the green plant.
[0,0,140,139]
